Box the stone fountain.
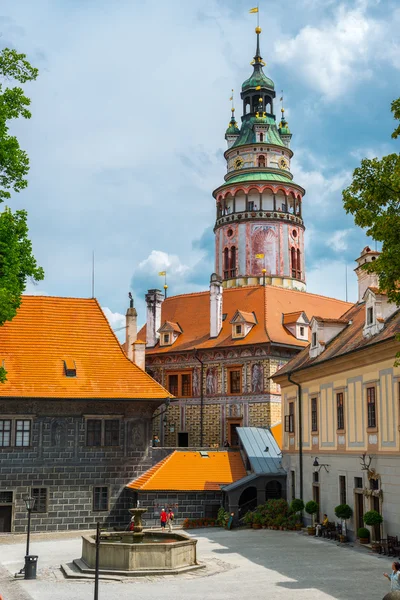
[127,506,147,542]
[66,506,203,577]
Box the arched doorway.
[238,486,257,519]
[265,480,282,500]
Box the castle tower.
[213,27,306,290]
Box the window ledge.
[367,427,378,433]
[336,429,346,433]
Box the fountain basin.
[80,531,200,574]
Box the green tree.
[0,49,43,382]
[0,48,38,201]
[342,98,400,306]
[0,208,44,381]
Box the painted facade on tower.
[214,27,305,291]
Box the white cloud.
[327,229,351,252]
[137,250,190,280]
[102,307,125,341]
[274,4,383,99]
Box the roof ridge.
[263,285,271,343]
[22,295,96,301]
[141,451,176,488]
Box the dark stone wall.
[137,491,223,525]
[0,398,161,532]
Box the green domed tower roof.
[242,70,274,92]
[278,107,292,136]
[225,109,240,135]
[241,27,275,92]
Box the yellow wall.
[281,352,400,456]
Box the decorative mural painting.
[251,363,264,393]
[251,225,277,275]
[206,366,218,395]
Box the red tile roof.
[138,285,352,352]
[274,302,400,378]
[0,296,172,399]
[126,450,247,491]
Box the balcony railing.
[215,210,303,229]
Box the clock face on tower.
[234,157,244,169]
[279,157,288,170]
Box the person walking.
[384,561,400,592]
[167,507,174,532]
[160,508,167,532]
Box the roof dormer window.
[64,359,76,377]
[367,306,374,326]
[312,332,317,347]
[158,321,182,347]
[282,311,309,341]
[230,310,256,339]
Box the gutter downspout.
[288,372,303,502]
[194,350,204,447]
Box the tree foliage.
[0,49,42,383]
[0,209,44,382]
[0,48,38,202]
[342,98,400,306]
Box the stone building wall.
[137,490,223,524]
[0,399,159,533]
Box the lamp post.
[94,521,100,600]
[23,494,35,558]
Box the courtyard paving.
[0,527,394,599]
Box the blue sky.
[2,0,400,337]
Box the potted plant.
[357,527,370,544]
[334,504,353,542]
[363,510,383,542]
[290,498,304,530]
[242,510,254,528]
[305,501,319,535]
[252,512,263,529]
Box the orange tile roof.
[282,311,303,324]
[138,285,352,353]
[159,321,182,333]
[0,296,172,399]
[270,422,282,448]
[126,450,246,491]
[233,310,257,324]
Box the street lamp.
[22,494,37,580]
[23,494,35,557]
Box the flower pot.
[307,527,316,536]
[359,538,369,544]
[339,534,347,543]
[252,523,262,529]
[295,524,302,531]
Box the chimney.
[355,246,380,302]
[210,273,223,338]
[126,293,138,361]
[132,340,146,370]
[145,289,164,347]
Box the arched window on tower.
[297,249,301,279]
[230,246,236,277]
[224,247,229,279]
[260,133,264,142]
[258,155,266,168]
[291,247,296,278]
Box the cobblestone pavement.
[0,528,393,599]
